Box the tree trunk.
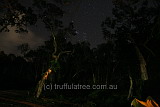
[127,75,133,100]
[35,69,52,98]
[135,46,148,80]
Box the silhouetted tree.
[101,0,160,99]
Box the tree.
[0,0,76,98]
[0,0,37,32]
[101,0,159,99]
[17,43,30,56]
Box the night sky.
[0,0,113,55]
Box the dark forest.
[0,0,160,106]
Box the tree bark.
[35,69,52,98]
[135,46,148,80]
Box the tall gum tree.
[101,0,159,99]
[0,0,75,98]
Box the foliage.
[17,43,30,56]
[0,0,37,32]
[1,0,160,106]
[49,60,60,72]
[0,0,67,33]
[101,0,160,98]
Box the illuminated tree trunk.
[35,69,52,98]
[127,45,148,100]
[135,46,148,80]
[127,75,133,100]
